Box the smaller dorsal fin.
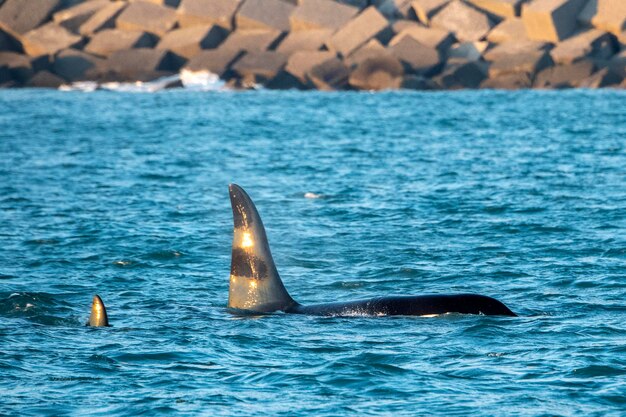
[228,184,296,312]
[88,294,109,327]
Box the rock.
[290,0,358,31]
[0,27,20,51]
[431,0,494,42]
[447,41,488,62]
[79,1,127,36]
[219,29,282,53]
[184,47,242,75]
[21,23,82,56]
[578,66,623,87]
[481,72,532,88]
[434,60,488,88]
[0,0,62,36]
[284,50,335,84]
[483,39,549,61]
[52,48,104,81]
[105,48,184,81]
[157,25,228,58]
[465,0,525,18]
[177,0,241,30]
[326,6,391,57]
[348,53,404,90]
[410,0,450,25]
[389,22,455,53]
[276,29,331,54]
[308,57,350,89]
[52,0,109,33]
[389,35,441,75]
[85,29,156,57]
[488,49,553,77]
[26,70,64,87]
[550,29,616,65]
[231,50,287,83]
[116,1,178,36]
[579,0,626,36]
[236,0,296,32]
[487,17,528,43]
[534,59,595,87]
[522,0,588,42]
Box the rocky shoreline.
[0,0,625,90]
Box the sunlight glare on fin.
[241,232,254,248]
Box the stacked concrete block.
[21,23,82,56]
[0,27,19,51]
[116,1,178,36]
[85,29,157,57]
[447,41,488,62]
[550,29,616,64]
[534,59,595,87]
[184,47,242,76]
[52,0,109,33]
[52,49,104,81]
[26,70,64,87]
[0,0,61,36]
[465,0,525,18]
[276,29,332,54]
[481,72,532,88]
[283,50,336,85]
[435,60,488,88]
[290,0,358,31]
[483,39,549,60]
[389,22,455,52]
[487,18,528,43]
[608,50,626,78]
[177,0,240,29]
[522,0,587,42]
[348,53,404,90]
[157,25,228,58]
[219,29,282,52]
[0,51,35,82]
[579,66,623,87]
[326,6,391,57]
[79,2,127,36]
[579,0,626,36]
[430,0,494,42]
[308,57,350,89]
[96,48,185,81]
[236,0,296,32]
[488,49,553,77]
[232,50,288,83]
[346,39,387,66]
[411,0,450,25]
[376,0,414,20]
[389,35,441,75]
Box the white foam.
[179,69,226,91]
[304,192,322,199]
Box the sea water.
[0,89,625,416]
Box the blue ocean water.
[0,89,625,416]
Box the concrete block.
[582,0,626,36]
[389,22,455,52]
[177,0,240,30]
[21,23,82,56]
[53,0,109,33]
[308,57,350,89]
[534,59,595,87]
[399,74,438,89]
[26,70,64,87]
[376,0,414,19]
[85,29,157,57]
[236,0,296,32]
[98,48,186,81]
[465,0,525,18]
[276,29,331,54]
[578,66,623,87]
[157,25,228,58]
[52,48,104,81]
[487,17,528,43]
[608,50,625,78]
[348,53,404,90]
[550,28,616,64]
[488,49,553,76]
[483,39,549,61]
[0,27,20,51]
[447,41,488,62]
[79,1,126,36]
[389,35,441,75]
[481,72,532,88]
[410,0,450,24]
[431,0,494,42]
[232,50,287,83]
[116,1,178,36]
[434,60,488,88]
[346,39,387,66]
[219,29,282,52]
[0,51,32,81]
[184,47,242,75]
[326,7,391,57]
[290,0,358,31]
[522,0,588,42]
[0,0,61,36]
[284,50,335,84]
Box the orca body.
[228,184,516,317]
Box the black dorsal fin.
[228,184,296,312]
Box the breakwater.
[0,0,625,90]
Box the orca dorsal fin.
[88,294,109,327]
[228,184,296,312]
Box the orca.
[227,184,516,317]
[87,294,110,326]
